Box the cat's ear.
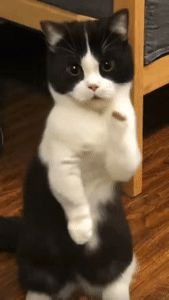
[110,9,129,40]
[40,21,63,50]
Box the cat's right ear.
[109,9,129,41]
[40,21,63,51]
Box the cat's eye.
[66,64,82,77]
[100,61,114,72]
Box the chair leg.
[124,165,143,197]
[124,92,143,197]
[0,127,4,152]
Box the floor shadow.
[144,85,169,137]
[0,21,47,89]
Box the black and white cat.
[0,10,141,300]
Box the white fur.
[39,44,141,246]
[39,98,108,245]
[110,12,128,40]
[111,15,127,38]
[68,214,93,245]
[78,256,137,300]
[39,86,141,246]
[57,282,76,299]
[46,24,62,47]
[26,291,51,300]
[105,83,141,182]
[102,255,137,300]
[78,274,102,298]
[49,31,62,47]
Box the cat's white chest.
[39,100,113,232]
[80,151,114,217]
[48,101,109,153]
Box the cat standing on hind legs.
[0,9,141,300]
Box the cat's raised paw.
[68,216,93,245]
[112,111,126,122]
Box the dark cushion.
[40,0,113,18]
[144,0,169,64]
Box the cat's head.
[41,10,133,107]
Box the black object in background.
[40,0,113,18]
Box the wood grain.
[144,55,169,95]
[0,0,92,30]
[0,24,169,300]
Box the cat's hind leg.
[26,291,52,300]
[102,256,137,300]
[56,282,77,299]
[103,282,130,300]
[26,285,76,300]
[25,281,76,300]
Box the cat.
[0,9,141,300]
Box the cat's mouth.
[92,95,102,101]
[78,95,109,113]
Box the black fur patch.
[47,22,87,94]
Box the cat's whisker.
[101,32,113,50]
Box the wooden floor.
[0,23,169,300]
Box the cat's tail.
[0,216,22,252]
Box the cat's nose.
[88,84,99,92]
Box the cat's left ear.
[40,21,63,50]
[109,9,129,41]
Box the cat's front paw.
[111,110,128,133]
[68,216,93,245]
[112,111,127,122]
